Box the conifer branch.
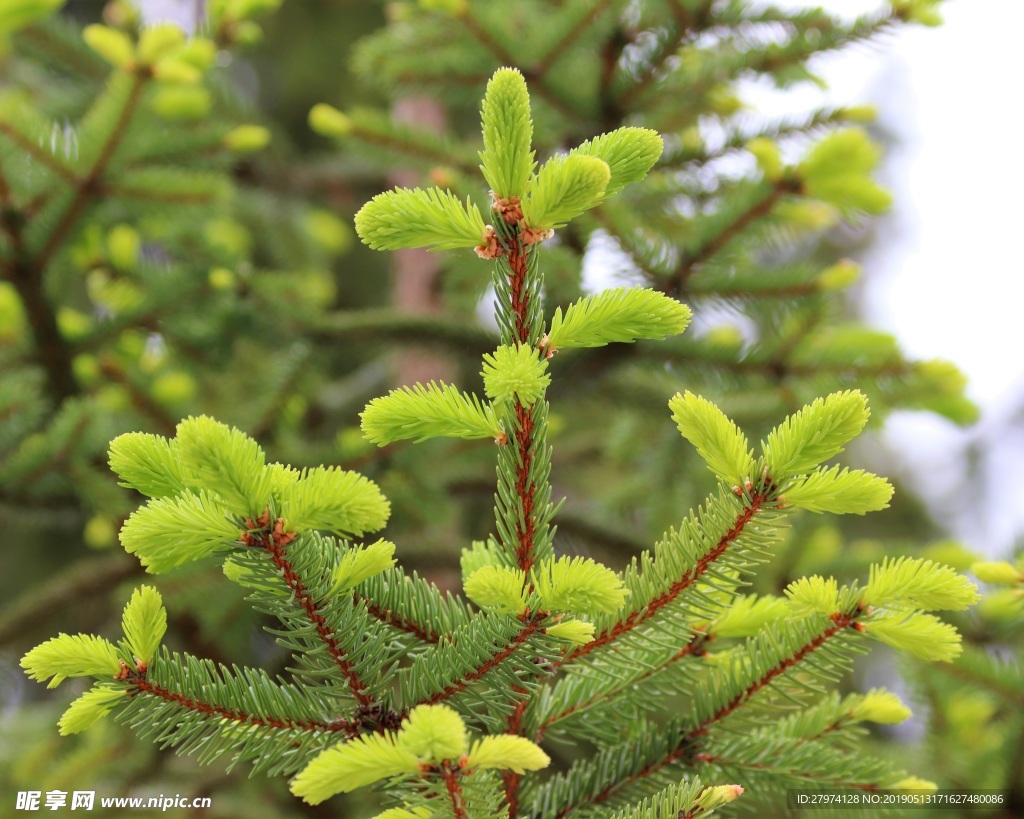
[566,492,767,661]
[690,751,878,790]
[551,610,863,816]
[98,359,178,436]
[935,657,1024,707]
[663,178,797,297]
[690,610,858,737]
[540,632,712,737]
[457,12,585,123]
[687,279,820,301]
[568,340,920,392]
[71,284,207,352]
[613,0,704,108]
[502,692,531,815]
[531,0,615,78]
[0,122,78,184]
[393,69,492,89]
[421,615,543,706]
[106,646,373,778]
[345,119,478,177]
[32,71,150,273]
[128,675,359,737]
[310,309,497,355]
[0,554,139,645]
[243,516,375,706]
[102,185,220,205]
[354,568,474,649]
[14,23,108,82]
[356,592,440,644]
[512,401,539,572]
[487,219,555,576]
[662,106,862,168]
[3,410,91,487]
[767,8,902,69]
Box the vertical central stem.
[506,242,538,572]
[508,242,531,344]
[513,400,537,572]
[491,234,553,576]
[493,227,554,817]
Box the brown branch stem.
[566,493,766,662]
[691,751,877,790]
[245,517,374,706]
[441,762,469,819]
[357,593,440,644]
[564,610,861,815]
[502,688,531,816]
[541,632,712,738]
[130,677,359,736]
[506,243,540,574]
[692,611,857,736]
[423,617,541,705]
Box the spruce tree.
[5,1,1004,817]
[21,59,983,818]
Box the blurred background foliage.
[0,0,1019,816]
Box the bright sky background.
[769,0,1024,408]
[746,0,1024,554]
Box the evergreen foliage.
[4,1,1009,817]
[21,59,984,818]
